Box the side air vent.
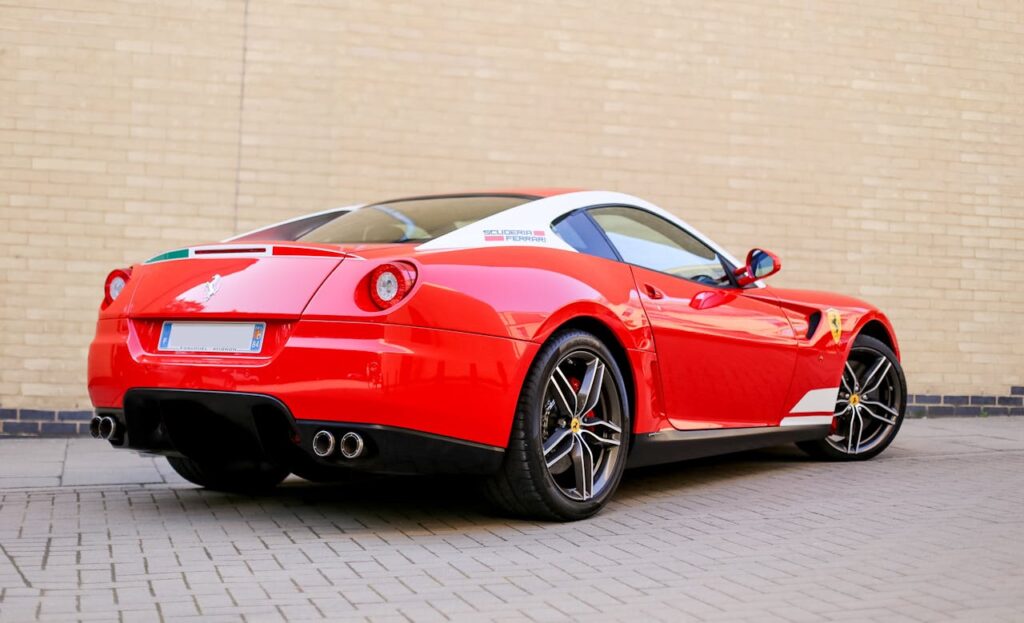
[806,311,822,339]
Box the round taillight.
[368,263,416,309]
[109,275,126,300]
[103,268,131,308]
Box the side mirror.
[735,248,781,286]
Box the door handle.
[642,283,664,300]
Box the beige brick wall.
[1,0,1021,410]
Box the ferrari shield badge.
[201,274,221,303]
[826,309,842,344]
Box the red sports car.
[88,189,906,520]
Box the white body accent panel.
[789,387,841,414]
[779,415,834,427]
[416,190,749,275]
[221,191,758,287]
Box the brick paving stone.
[0,418,1022,621]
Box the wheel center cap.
[570,417,581,433]
[850,394,861,406]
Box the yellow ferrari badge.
[826,309,843,344]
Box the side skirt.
[626,424,831,469]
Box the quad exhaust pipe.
[339,432,364,459]
[312,430,335,457]
[91,415,120,441]
[311,430,364,459]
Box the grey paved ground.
[0,418,1022,622]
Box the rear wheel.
[798,334,906,461]
[484,330,630,521]
[167,456,288,493]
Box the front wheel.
[167,456,289,493]
[484,330,630,521]
[798,334,907,461]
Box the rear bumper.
[96,388,504,475]
[88,318,538,449]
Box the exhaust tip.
[312,430,336,457]
[339,432,364,459]
[98,416,117,441]
[89,416,102,439]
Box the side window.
[551,211,618,261]
[589,206,732,286]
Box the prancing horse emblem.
[826,308,842,344]
[201,274,221,302]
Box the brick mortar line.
[0,542,33,589]
[907,386,1024,418]
[0,408,94,438]
[1,385,1022,438]
[231,0,251,234]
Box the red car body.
[87,189,900,481]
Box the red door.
[582,205,798,430]
[632,267,798,429]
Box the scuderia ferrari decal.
[483,229,547,243]
[827,309,842,344]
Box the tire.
[798,334,906,461]
[484,330,631,521]
[167,456,289,493]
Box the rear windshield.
[299,195,531,244]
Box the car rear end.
[87,195,547,477]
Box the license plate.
[158,321,266,354]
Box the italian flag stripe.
[145,248,190,264]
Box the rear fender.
[306,246,652,346]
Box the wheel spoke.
[579,416,621,434]
[855,409,865,453]
[862,399,899,419]
[571,434,595,500]
[575,357,605,416]
[549,366,577,416]
[858,358,888,396]
[579,429,620,448]
[846,408,858,453]
[859,403,896,426]
[844,362,859,393]
[543,428,574,467]
[861,361,893,396]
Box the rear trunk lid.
[127,243,349,320]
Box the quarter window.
[589,206,732,286]
[551,211,618,261]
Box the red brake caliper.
[568,378,595,419]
